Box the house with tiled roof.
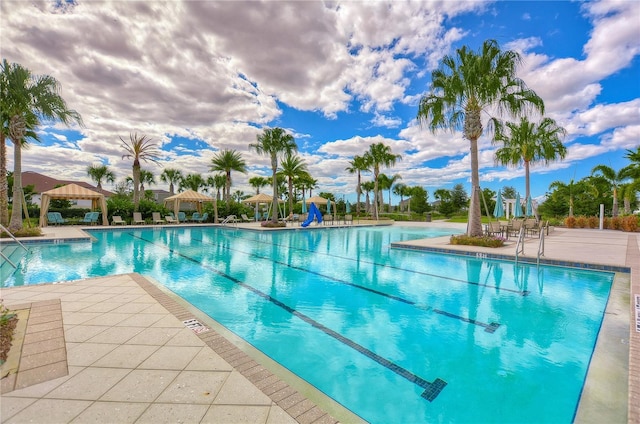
[21,171,114,208]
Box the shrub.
[450,234,505,248]
[575,216,587,228]
[603,217,611,229]
[261,221,286,228]
[622,215,639,232]
[564,216,576,228]
[587,216,599,228]
[610,216,622,230]
[1,227,42,238]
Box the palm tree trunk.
[468,137,483,236]
[612,187,619,217]
[271,155,278,222]
[524,161,531,201]
[9,139,23,231]
[0,132,8,226]
[356,172,361,215]
[373,170,379,220]
[133,163,141,211]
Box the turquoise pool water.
[1,226,614,423]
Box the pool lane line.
[188,235,500,334]
[222,230,529,297]
[129,233,448,402]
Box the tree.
[346,155,369,216]
[409,186,429,214]
[378,173,402,212]
[401,184,414,214]
[248,176,270,194]
[2,60,82,231]
[393,183,407,212]
[494,117,566,201]
[591,165,629,217]
[360,181,375,214]
[451,183,468,211]
[548,179,575,217]
[121,133,161,211]
[249,127,297,223]
[139,169,155,191]
[278,152,307,217]
[362,143,401,219]
[180,173,206,192]
[502,186,517,200]
[417,39,544,236]
[86,164,115,190]
[296,172,318,198]
[210,149,247,203]
[160,168,183,195]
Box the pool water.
[2,226,614,423]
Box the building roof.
[21,171,114,197]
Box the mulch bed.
[0,315,18,364]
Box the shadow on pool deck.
[1,221,638,423]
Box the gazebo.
[163,190,215,220]
[39,183,108,227]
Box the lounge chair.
[241,214,252,222]
[323,214,334,225]
[47,212,65,226]
[133,212,146,224]
[189,212,201,222]
[152,212,165,224]
[178,212,186,222]
[165,214,178,224]
[485,221,502,237]
[111,215,127,225]
[193,212,208,223]
[79,211,99,225]
[344,214,353,225]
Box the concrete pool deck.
[0,221,638,423]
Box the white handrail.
[0,250,16,268]
[1,224,27,251]
[514,226,526,263]
[537,227,545,266]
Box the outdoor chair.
[133,212,146,224]
[178,212,186,222]
[152,212,165,224]
[344,214,353,225]
[111,215,127,225]
[323,214,334,225]
[241,214,252,222]
[165,214,178,224]
[193,212,208,223]
[486,221,503,237]
[189,212,201,222]
[47,212,66,226]
[79,211,99,225]
[509,219,523,237]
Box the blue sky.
[2,0,639,205]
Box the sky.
[2,0,639,205]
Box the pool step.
[0,243,29,285]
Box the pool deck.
[0,221,638,423]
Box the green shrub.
[450,234,505,248]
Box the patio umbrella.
[514,193,523,218]
[493,190,504,219]
[301,193,307,214]
[346,200,351,214]
[326,198,332,214]
[525,195,533,216]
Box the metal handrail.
[514,226,526,263]
[1,224,28,251]
[536,227,545,266]
[0,250,16,268]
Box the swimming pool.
[1,226,614,423]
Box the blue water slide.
[301,202,323,227]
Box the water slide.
[301,202,323,227]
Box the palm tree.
[209,174,227,201]
[86,164,115,190]
[393,183,407,212]
[385,174,402,212]
[346,155,369,216]
[494,117,567,201]
[139,169,155,192]
[160,168,183,195]
[248,176,270,194]
[180,173,206,192]
[120,133,161,211]
[2,60,83,231]
[249,127,297,223]
[362,143,401,220]
[417,39,544,236]
[296,172,318,198]
[210,149,247,203]
[360,181,375,214]
[279,152,307,217]
[548,179,575,217]
[591,165,629,217]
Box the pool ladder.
[0,224,28,269]
[514,225,545,265]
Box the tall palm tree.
[209,174,227,201]
[139,169,155,191]
[249,127,297,223]
[417,39,544,236]
[591,165,629,217]
[279,152,307,217]
[120,133,161,211]
[363,143,401,220]
[346,155,369,216]
[86,164,115,190]
[384,174,402,212]
[248,176,270,194]
[494,117,567,201]
[296,172,317,198]
[160,168,183,195]
[210,149,247,203]
[2,60,82,231]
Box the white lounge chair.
[112,215,127,225]
[133,212,146,224]
[152,212,165,224]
